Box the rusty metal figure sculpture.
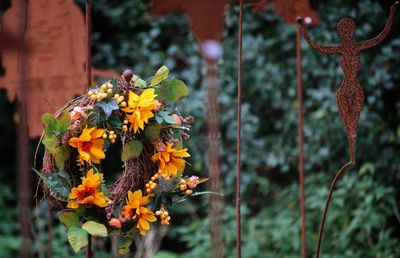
[298,2,398,257]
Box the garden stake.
[236,1,243,258]
[296,25,307,258]
[298,2,399,257]
[14,0,31,257]
[86,0,92,257]
[150,2,226,257]
[207,62,224,258]
[250,2,319,257]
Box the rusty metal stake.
[86,0,92,256]
[16,0,31,257]
[296,25,307,258]
[207,62,224,258]
[86,0,92,88]
[236,1,244,258]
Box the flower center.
[80,141,93,152]
[77,187,95,201]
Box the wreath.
[36,66,206,253]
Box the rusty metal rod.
[86,0,92,87]
[236,1,243,258]
[86,0,92,257]
[16,0,31,257]
[207,63,223,258]
[296,25,307,258]
[315,161,352,258]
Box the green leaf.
[121,140,143,162]
[162,79,189,102]
[67,226,88,253]
[82,221,108,237]
[155,115,163,124]
[163,115,177,124]
[42,112,70,135]
[87,107,106,127]
[59,212,79,228]
[33,168,72,200]
[108,116,123,127]
[134,77,147,88]
[98,100,120,118]
[42,135,69,169]
[56,112,71,133]
[118,236,133,255]
[144,123,162,140]
[150,65,169,86]
[42,113,57,136]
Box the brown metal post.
[86,0,92,257]
[236,1,243,258]
[86,0,92,88]
[296,26,307,258]
[207,63,224,258]
[16,0,31,257]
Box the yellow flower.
[121,89,157,133]
[151,143,190,178]
[69,126,105,164]
[67,169,109,209]
[121,190,157,236]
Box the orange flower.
[121,190,157,235]
[151,143,190,178]
[69,126,105,164]
[67,169,109,209]
[121,89,157,133]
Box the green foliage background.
[1,0,400,257]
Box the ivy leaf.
[108,116,123,127]
[155,115,163,124]
[56,112,71,133]
[33,168,72,200]
[59,212,79,228]
[42,112,70,136]
[144,123,162,140]
[118,236,133,255]
[161,79,189,102]
[121,140,143,162]
[67,226,88,253]
[82,221,108,237]
[98,100,119,118]
[42,135,69,169]
[163,115,177,124]
[42,113,57,136]
[150,65,169,86]
[87,107,106,127]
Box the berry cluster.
[179,179,193,195]
[155,209,171,225]
[145,173,159,194]
[113,93,126,107]
[88,82,114,101]
[103,130,117,144]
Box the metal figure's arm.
[359,1,398,50]
[297,18,339,54]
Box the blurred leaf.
[121,140,143,161]
[150,65,170,86]
[67,226,88,253]
[59,212,79,228]
[82,221,108,237]
[144,123,162,140]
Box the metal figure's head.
[337,18,356,41]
